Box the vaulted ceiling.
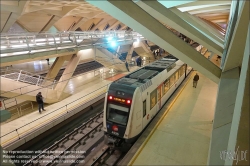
[1,0,231,34]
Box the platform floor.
[0,76,109,146]
[5,57,92,75]
[127,71,218,165]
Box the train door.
[157,84,162,111]
[142,99,147,128]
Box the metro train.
[103,56,192,144]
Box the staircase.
[95,48,127,72]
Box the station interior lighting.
[111,41,117,47]
[107,36,113,41]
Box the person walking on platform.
[36,92,46,114]
[193,73,199,88]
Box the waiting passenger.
[136,57,141,67]
[36,92,46,114]
[193,73,199,88]
[216,55,221,61]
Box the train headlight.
[109,96,113,100]
[126,99,131,104]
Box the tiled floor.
[130,72,218,165]
[5,58,56,74]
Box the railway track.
[23,112,104,166]
[89,146,124,166]
[82,137,127,166]
[22,110,130,166]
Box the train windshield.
[107,104,129,125]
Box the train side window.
[150,89,157,109]
[143,100,146,117]
[163,79,169,94]
[179,65,185,77]
[175,71,179,82]
[169,75,175,87]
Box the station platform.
[122,71,218,165]
[0,59,138,149]
[0,75,109,148]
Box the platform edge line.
[128,72,194,166]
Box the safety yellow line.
[128,72,193,166]
[1,89,107,146]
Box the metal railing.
[0,83,109,147]
[3,102,34,119]
[1,68,56,89]
[0,30,145,56]
[0,65,121,110]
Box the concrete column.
[1,0,29,32]
[54,53,81,99]
[230,62,249,166]
[1,12,21,33]
[43,55,72,86]
[208,67,240,166]
[221,1,239,68]
[208,2,249,165]
[222,0,249,72]
[225,19,250,166]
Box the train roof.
[114,56,178,88]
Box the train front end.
[103,83,135,144]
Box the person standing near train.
[36,92,46,114]
[193,73,199,88]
